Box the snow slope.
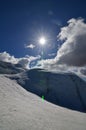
[0,75,86,130]
[9,69,86,112]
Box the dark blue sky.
[0,0,86,58]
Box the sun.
[39,37,46,45]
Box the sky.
[0,0,86,76]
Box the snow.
[9,69,86,112]
[0,75,86,130]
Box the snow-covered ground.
[9,69,86,112]
[0,75,86,130]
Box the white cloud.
[25,44,35,49]
[48,53,56,57]
[0,52,40,69]
[36,18,86,78]
[1,18,86,78]
[57,18,86,66]
[25,55,41,61]
[0,51,18,64]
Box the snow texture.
[9,68,86,112]
[0,75,86,130]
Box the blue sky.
[0,0,86,57]
[0,0,86,73]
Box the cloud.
[1,17,86,77]
[17,55,40,68]
[56,18,86,66]
[37,59,86,81]
[48,53,56,57]
[37,59,68,72]
[0,52,40,69]
[37,18,86,77]
[80,68,86,75]
[25,44,35,49]
[0,51,18,64]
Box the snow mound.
[9,68,86,112]
[0,75,86,130]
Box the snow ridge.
[0,75,86,130]
[9,68,86,112]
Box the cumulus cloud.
[56,18,86,66]
[37,18,86,77]
[18,56,40,68]
[37,59,69,72]
[0,52,18,64]
[1,17,86,76]
[0,52,40,69]
[25,44,35,49]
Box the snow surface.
[9,69,86,112]
[0,75,86,130]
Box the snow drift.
[8,68,86,112]
[0,75,86,130]
[0,60,86,112]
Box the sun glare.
[39,37,46,45]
